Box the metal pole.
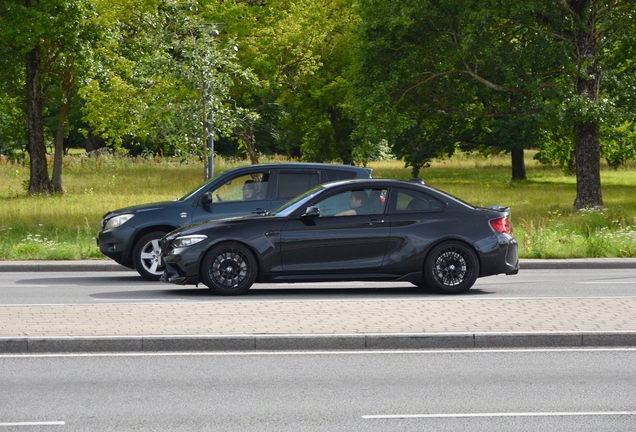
[207,95,214,179]
[202,23,226,180]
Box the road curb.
[2,332,636,354]
[520,258,636,269]
[0,261,132,272]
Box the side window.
[388,188,445,213]
[315,188,387,217]
[277,171,320,200]
[324,169,359,181]
[211,172,269,203]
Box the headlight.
[103,214,134,230]
[172,234,208,248]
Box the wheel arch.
[423,237,483,277]
[198,239,262,282]
[127,225,179,261]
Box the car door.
[190,170,272,223]
[279,187,390,273]
[381,187,449,272]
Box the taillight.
[490,217,511,234]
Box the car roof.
[227,162,371,172]
[320,178,427,188]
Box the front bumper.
[161,256,200,285]
[160,241,209,286]
[97,225,137,268]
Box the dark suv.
[98,163,372,280]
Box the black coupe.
[160,179,519,295]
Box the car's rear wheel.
[424,241,479,294]
[201,242,257,295]
[132,231,167,281]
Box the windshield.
[178,177,218,201]
[269,184,327,217]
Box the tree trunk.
[25,40,53,196]
[234,118,260,165]
[52,101,69,194]
[245,118,259,165]
[52,66,72,194]
[574,121,603,209]
[511,146,526,181]
[572,1,603,210]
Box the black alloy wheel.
[201,242,257,295]
[424,241,479,294]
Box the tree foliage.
[0,0,100,194]
[1,0,635,203]
[348,0,636,209]
[80,0,254,168]
[211,0,360,164]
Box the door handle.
[367,219,385,225]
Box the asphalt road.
[1,349,635,431]
[1,268,635,305]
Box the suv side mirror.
[201,192,213,206]
[301,206,320,218]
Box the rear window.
[277,172,321,200]
[324,169,360,181]
[388,188,445,213]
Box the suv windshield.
[179,177,217,201]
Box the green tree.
[348,0,635,209]
[0,0,51,194]
[0,0,97,195]
[80,0,253,177]
[212,0,359,163]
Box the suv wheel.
[132,231,167,281]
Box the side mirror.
[201,192,213,206]
[301,206,320,218]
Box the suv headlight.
[172,234,208,248]
[103,214,134,230]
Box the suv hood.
[102,200,180,219]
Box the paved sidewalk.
[1,259,636,353]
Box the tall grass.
[0,151,634,260]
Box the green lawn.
[0,152,634,260]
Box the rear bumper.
[479,235,519,277]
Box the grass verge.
[0,151,635,260]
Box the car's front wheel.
[201,242,257,295]
[132,231,167,281]
[424,241,479,294]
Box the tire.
[424,241,479,294]
[201,242,257,295]
[132,231,167,281]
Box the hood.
[168,213,274,237]
[102,200,180,218]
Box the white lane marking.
[363,411,636,419]
[0,421,64,427]
[2,347,636,359]
[576,282,636,286]
[576,281,636,284]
